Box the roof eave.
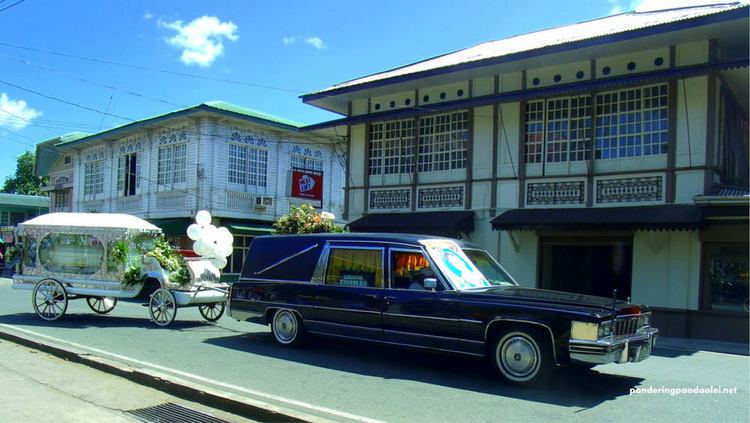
[301,5,749,103]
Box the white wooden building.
[301,4,749,341]
[36,101,345,276]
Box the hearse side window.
[325,248,383,288]
[390,250,440,291]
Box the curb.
[0,328,331,423]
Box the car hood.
[459,286,637,317]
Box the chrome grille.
[613,313,650,336]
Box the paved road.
[0,278,747,422]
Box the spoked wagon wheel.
[86,297,118,314]
[32,279,68,321]
[149,288,177,327]
[198,302,225,322]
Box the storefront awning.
[148,218,193,237]
[348,211,475,238]
[491,205,704,231]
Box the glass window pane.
[325,248,383,288]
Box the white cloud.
[0,93,41,130]
[158,16,239,67]
[304,37,325,50]
[282,36,296,46]
[143,12,153,20]
[609,0,748,14]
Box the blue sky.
[0,0,735,182]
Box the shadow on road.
[204,329,645,408]
[0,312,212,331]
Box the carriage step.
[126,402,229,423]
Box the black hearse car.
[229,233,658,385]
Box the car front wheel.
[271,309,305,347]
[491,327,553,386]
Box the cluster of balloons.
[186,210,234,270]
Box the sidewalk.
[0,338,255,423]
[656,336,749,356]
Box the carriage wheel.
[149,288,177,327]
[86,297,118,314]
[198,302,225,322]
[32,279,68,321]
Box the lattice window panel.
[527,181,585,205]
[418,111,468,172]
[369,189,411,210]
[83,161,104,196]
[369,123,384,175]
[525,100,544,164]
[595,84,668,159]
[417,186,464,209]
[596,176,663,203]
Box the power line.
[0,78,134,122]
[0,55,189,109]
[0,0,26,14]
[0,41,305,94]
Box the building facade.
[301,4,749,341]
[0,193,49,244]
[36,102,345,277]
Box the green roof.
[34,131,91,176]
[33,102,313,177]
[54,101,306,150]
[0,193,50,208]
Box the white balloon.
[187,224,203,241]
[217,227,233,245]
[217,243,234,258]
[195,210,212,226]
[193,240,211,257]
[203,224,218,241]
[211,256,227,269]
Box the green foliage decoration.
[273,204,345,234]
[121,264,146,288]
[145,236,190,287]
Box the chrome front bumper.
[569,328,659,364]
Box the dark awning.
[148,218,193,237]
[220,219,275,236]
[491,205,704,231]
[348,211,475,238]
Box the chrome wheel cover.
[496,332,540,382]
[273,310,298,344]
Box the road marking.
[0,324,385,423]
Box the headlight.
[598,321,613,338]
[571,321,598,340]
[640,313,651,327]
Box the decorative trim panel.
[230,127,270,147]
[527,181,585,206]
[369,189,411,210]
[596,176,663,204]
[158,126,189,146]
[417,186,464,209]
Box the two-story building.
[301,4,749,341]
[35,101,345,276]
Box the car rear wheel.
[271,309,305,346]
[491,326,553,386]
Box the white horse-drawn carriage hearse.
[11,213,230,326]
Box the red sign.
[291,168,323,201]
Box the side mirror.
[423,278,437,290]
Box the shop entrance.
[539,237,633,300]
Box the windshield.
[462,249,517,287]
[420,239,490,290]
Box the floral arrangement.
[273,204,345,234]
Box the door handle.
[365,294,380,300]
[383,296,397,302]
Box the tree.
[1,151,48,196]
[273,204,345,234]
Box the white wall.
[631,230,701,310]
